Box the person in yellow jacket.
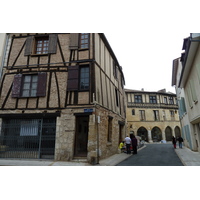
[118,141,125,153]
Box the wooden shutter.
[67,66,79,91]
[24,36,34,56]
[48,34,58,54]
[69,33,79,49]
[12,74,22,97]
[37,72,47,96]
[189,80,197,102]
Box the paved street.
[116,143,183,166]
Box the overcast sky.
[105,31,189,93]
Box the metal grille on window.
[0,118,56,159]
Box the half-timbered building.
[0,33,126,163]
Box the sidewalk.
[0,146,146,166]
[175,146,200,166]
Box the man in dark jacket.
[131,135,138,154]
[177,136,183,148]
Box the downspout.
[93,93,100,164]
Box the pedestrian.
[124,135,132,154]
[172,136,176,149]
[131,135,138,154]
[118,141,125,153]
[177,136,183,148]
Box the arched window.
[132,109,135,115]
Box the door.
[74,116,89,157]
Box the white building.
[172,33,200,151]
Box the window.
[164,97,168,104]
[67,65,90,91]
[169,97,174,104]
[149,96,157,104]
[139,110,145,121]
[170,110,175,120]
[22,75,38,97]
[80,67,89,90]
[113,61,118,79]
[20,119,39,136]
[12,73,47,98]
[107,116,113,142]
[24,34,57,56]
[153,110,160,121]
[135,95,142,103]
[115,89,119,107]
[80,33,89,49]
[132,109,135,115]
[35,37,49,54]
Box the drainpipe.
[93,93,100,164]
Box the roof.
[125,88,175,95]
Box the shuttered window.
[24,34,57,56]
[67,66,79,91]
[12,73,47,98]
[69,33,79,50]
[80,66,89,90]
[189,80,198,102]
[186,88,193,108]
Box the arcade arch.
[151,126,162,142]
[137,127,148,142]
[165,126,172,141]
[175,126,181,138]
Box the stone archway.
[137,127,148,142]
[165,126,172,141]
[175,126,181,138]
[151,127,162,142]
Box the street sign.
[84,109,93,113]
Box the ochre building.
[125,89,181,142]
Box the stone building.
[125,88,181,142]
[172,33,200,152]
[0,33,126,164]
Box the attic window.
[24,34,57,56]
[80,33,89,49]
[35,37,49,54]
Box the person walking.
[172,136,176,149]
[177,136,183,148]
[124,135,132,154]
[131,135,138,154]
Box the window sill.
[78,48,89,51]
[31,53,48,57]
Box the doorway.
[74,116,89,157]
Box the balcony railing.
[127,102,178,109]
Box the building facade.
[172,33,200,152]
[0,33,126,163]
[125,89,181,142]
